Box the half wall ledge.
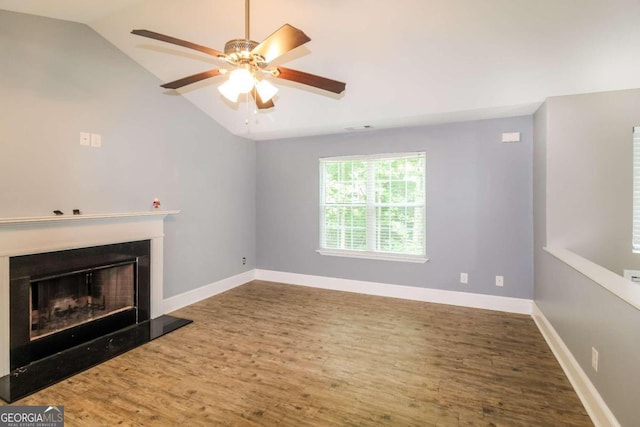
[544,246,640,312]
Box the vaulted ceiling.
[2,0,640,140]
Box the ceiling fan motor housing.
[224,39,264,63]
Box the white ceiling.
[2,0,640,140]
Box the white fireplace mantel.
[0,210,180,226]
[0,210,179,377]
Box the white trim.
[0,212,178,258]
[254,269,532,314]
[149,237,164,319]
[320,152,425,162]
[0,257,8,378]
[0,210,180,225]
[633,127,640,253]
[544,247,640,311]
[532,303,621,427]
[162,270,255,314]
[316,249,429,263]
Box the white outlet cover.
[460,273,468,284]
[496,275,504,287]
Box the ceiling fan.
[131,0,346,109]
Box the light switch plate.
[90,133,102,148]
[80,132,90,146]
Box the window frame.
[633,127,640,253]
[317,152,428,263]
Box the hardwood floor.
[3,280,592,426]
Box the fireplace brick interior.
[30,261,136,340]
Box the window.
[318,152,427,262]
[633,127,640,253]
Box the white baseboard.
[162,270,255,314]
[531,303,620,427]
[254,269,532,314]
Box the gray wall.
[546,89,640,276]
[257,117,534,298]
[0,11,256,298]
[534,91,640,426]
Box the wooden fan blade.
[251,24,311,64]
[131,29,224,58]
[251,90,275,109]
[161,69,222,89]
[274,67,346,94]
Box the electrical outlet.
[591,347,599,372]
[242,257,246,265]
[460,272,468,284]
[496,275,504,287]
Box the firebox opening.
[9,240,151,372]
[29,260,137,341]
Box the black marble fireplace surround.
[10,241,151,370]
[0,241,192,403]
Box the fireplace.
[0,210,190,403]
[10,241,151,370]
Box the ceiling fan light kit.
[255,79,279,102]
[229,67,255,93]
[218,78,241,103]
[131,0,345,110]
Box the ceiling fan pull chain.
[245,91,251,126]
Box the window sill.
[316,249,429,263]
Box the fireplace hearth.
[0,314,191,403]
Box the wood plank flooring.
[2,280,592,426]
